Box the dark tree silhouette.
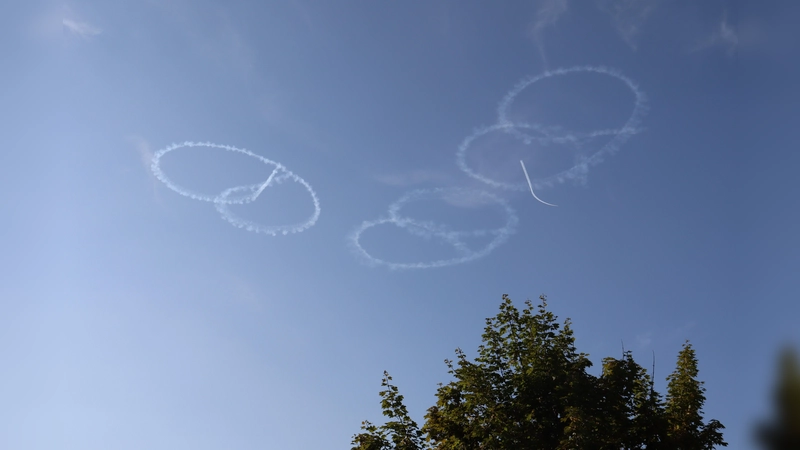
[757,346,800,450]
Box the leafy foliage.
[351,371,429,450]
[352,294,726,450]
[665,341,726,449]
[596,350,669,448]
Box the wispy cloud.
[129,135,154,173]
[635,331,653,349]
[227,274,265,312]
[25,6,100,44]
[373,168,454,187]
[146,1,256,78]
[597,0,659,50]
[692,11,738,56]
[62,18,101,38]
[439,189,506,209]
[669,321,697,339]
[531,0,569,36]
[529,0,569,69]
[128,135,164,205]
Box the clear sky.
[0,1,797,448]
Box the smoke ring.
[151,141,321,236]
[349,188,518,270]
[490,65,647,188]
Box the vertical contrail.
[520,160,557,207]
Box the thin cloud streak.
[635,332,653,349]
[529,0,569,69]
[372,168,454,187]
[597,0,659,50]
[128,135,166,206]
[692,11,739,56]
[62,18,101,38]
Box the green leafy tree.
[351,371,429,450]
[757,346,800,450]
[353,294,726,450]
[422,295,595,449]
[596,350,668,449]
[665,341,727,449]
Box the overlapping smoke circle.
[151,141,321,236]
[457,65,648,191]
[348,188,518,270]
[349,65,646,269]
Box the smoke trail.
[530,0,569,71]
[151,141,321,236]
[456,66,647,192]
[348,188,518,270]
[520,160,557,207]
[252,166,281,199]
[497,66,648,185]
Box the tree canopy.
[351,294,727,450]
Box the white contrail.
[151,141,320,236]
[252,166,281,200]
[348,188,518,270]
[520,160,557,207]
[456,65,647,191]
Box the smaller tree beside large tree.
[664,340,726,449]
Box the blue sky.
[0,1,797,448]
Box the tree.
[353,294,726,449]
[351,371,429,450]
[757,346,800,450]
[422,295,595,450]
[665,341,727,449]
[596,350,669,449]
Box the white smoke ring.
[456,124,640,192]
[152,141,282,204]
[386,188,514,236]
[489,65,648,189]
[456,122,617,191]
[151,141,321,236]
[497,65,647,140]
[348,188,518,270]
